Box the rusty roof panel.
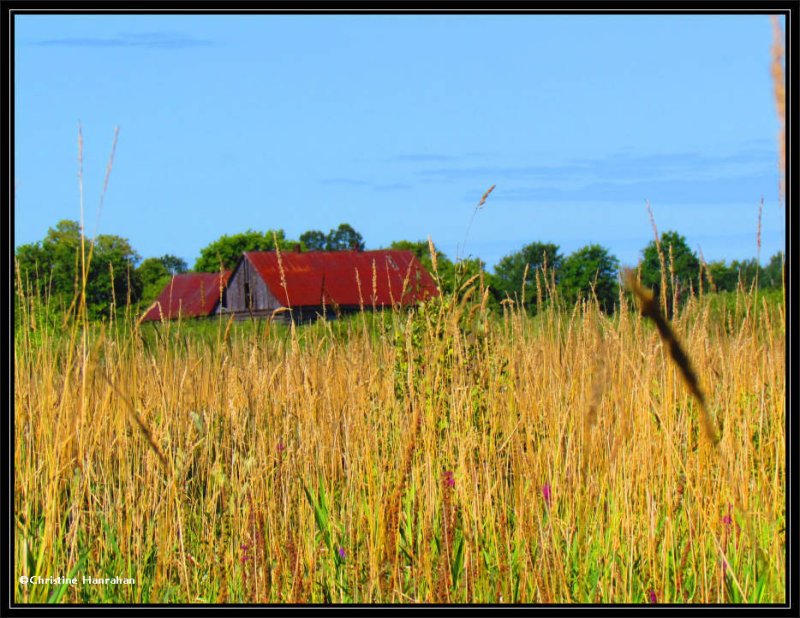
[243,250,438,307]
[140,271,231,322]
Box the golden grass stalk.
[92,359,168,471]
[478,184,496,208]
[646,200,669,314]
[697,246,716,294]
[669,243,677,317]
[273,231,290,310]
[427,235,438,278]
[460,184,496,260]
[521,263,530,308]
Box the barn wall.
[221,257,283,314]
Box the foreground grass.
[14,283,785,603]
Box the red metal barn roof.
[140,271,232,322]
[243,250,438,307]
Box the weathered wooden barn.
[140,271,232,322]
[219,249,438,320]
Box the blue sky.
[14,13,785,271]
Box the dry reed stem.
[460,184,496,259]
[521,263,530,307]
[427,235,439,278]
[646,200,668,314]
[273,231,290,310]
[85,124,120,264]
[770,15,785,205]
[669,244,677,317]
[80,126,121,312]
[78,123,85,294]
[625,269,718,445]
[478,184,496,208]
[757,196,764,265]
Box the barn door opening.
[244,281,252,310]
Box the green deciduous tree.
[492,241,562,312]
[325,223,365,252]
[15,219,142,321]
[640,231,700,305]
[761,251,784,290]
[388,239,450,283]
[730,258,762,291]
[558,244,620,313]
[159,254,188,275]
[704,260,738,293]
[194,229,295,272]
[700,252,784,294]
[299,230,327,252]
[137,255,187,306]
[385,239,488,299]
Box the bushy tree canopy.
[388,239,449,281]
[137,258,171,288]
[492,241,562,311]
[704,260,738,293]
[194,229,295,272]
[761,251,784,289]
[160,254,188,275]
[558,244,620,313]
[324,223,365,252]
[300,224,365,252]
[137,255,188,306]
[15,219,141,319]
[701,252,784,293]
[299,230,327,252]
[386,239,487,299]
[640,231,700,304]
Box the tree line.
[14,219,784,323]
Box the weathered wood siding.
[220,256,283,314]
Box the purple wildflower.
[722,504,733,528]
[338,546,346,560]
[542,483,552,508]
[277,442,286,452]
[647,589,658,604]
[444,470,455,487]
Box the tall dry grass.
[13,269,785,603]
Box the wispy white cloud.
[318,177,371,186]
[410,147,778,204]
[35,31,215,49]
[496,172,776,204]
[318,146,778,205]
[387,153,459,163]
[373,182,412,192]
[416,149,774,183]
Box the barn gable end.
[219,254,283,318]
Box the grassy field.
[13,268,785,604]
